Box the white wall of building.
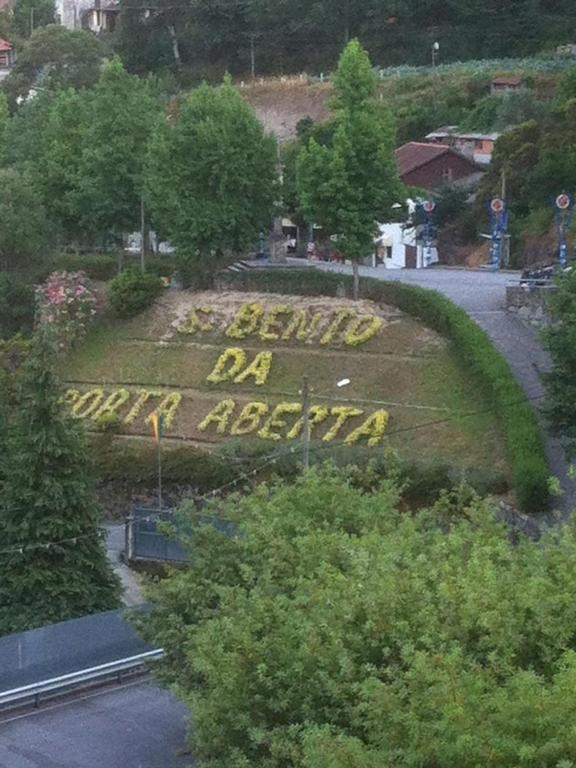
[372,222,439,270]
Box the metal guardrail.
[0,648,164,710]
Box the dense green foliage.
[13,0,55,38]
[141,468,576,767]
[0,168,49,271]
[145,78,277,284]
[223,268,549,513]
[77,58,162,240]
[108,268,164,317]
[543,270,576,456]
[298,41,401,295]
[0,336,120,635]
[94,437,508,506]
[2,25,105,108]
[0,274,35,339]
[115,0,576,78]
[48,253,118,281]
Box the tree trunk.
[140,196,148,273]
[352,259,359,300]
[167,24,182,68]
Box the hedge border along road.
[221,267,549,514]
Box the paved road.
[104,524,144,606]
[0,681,190,768]
[318,264,575,517]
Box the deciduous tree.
[140,467,576,767]
[297,40,401,299]
[0,168,49,271]
[2,25,105,108]
[75,58,162,243]
[145,77,277,285]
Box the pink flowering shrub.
[36,271,98,349]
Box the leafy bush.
[0,274,35,340]
[35,271,98,349]
[107,269,164,318]
[50,253,118,281]
[140,469,576,768]
[224,268,549,513]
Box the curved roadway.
[317,263,575,517]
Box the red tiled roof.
[0,38,13,52]
[395,142,452,177]
[492,76,522,86]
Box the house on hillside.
[56,0,120,31]
[0,38,15,73]
[491,76,523,95]
[395,142,484,191]
[425,127,499,166]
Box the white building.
[372,221,439,270]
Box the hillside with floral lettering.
[62,290,507,472]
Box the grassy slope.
[64,292,507,475]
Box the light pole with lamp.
[301,376,351,470]
[432,41,440,68]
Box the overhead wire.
[0,389,547,551]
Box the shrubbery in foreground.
[140,468,576,768]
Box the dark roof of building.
[395,142,450,176]
[395,142,483,179]
[492,76,523,86]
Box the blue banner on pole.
[554,193,574,269]
[489,198,508,272]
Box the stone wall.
[506,284,556,327]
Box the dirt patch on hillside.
[239,81,333,141]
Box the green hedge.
[49,254,119,281]
[93,437,508,509]
[223,268,549,514]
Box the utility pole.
[30,6,34,35]
[249,33,256,80]
[301,375,311,471]
[501,169,510,267]
[140,196,146,273]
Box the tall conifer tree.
[0,334,120,635]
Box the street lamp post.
[301,376,351,470]
[432,41,440,68]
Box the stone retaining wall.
[506,284,556,327]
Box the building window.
[442,167,453,183]
[385,246,393,259]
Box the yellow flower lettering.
[260,305,293,342]
[344,315,383,346]
[93,389,131,421]
[198,399,236,435]
[226,303,264,340]
[345,409,389,447]
[230,402,269,435]
[179,306,213,335]
[322,406,363,442]
[258,402,302,441]
[207,348,247,384]
[72,389,105,419]
[286,405,330,440]
[233,351,273,386]
[320,308,355,345]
